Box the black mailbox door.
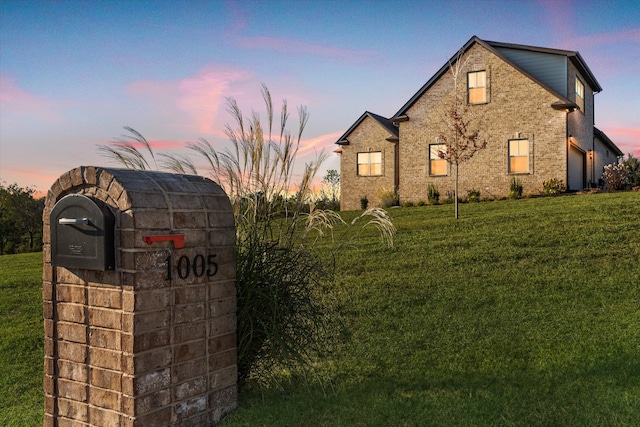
[51,194,115,271]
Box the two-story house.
[335,36,622,210]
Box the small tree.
[621,154,640,188]
[320,169,340,210]
[437,49,488,219]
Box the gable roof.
[594,126,623,156]
[336,111,399,145]
[391,35,587,121]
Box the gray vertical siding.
[496,47,567,96]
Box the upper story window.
[429,144,447,176]
[575,77,585,112]
[357,151,382,176]
[509,139,529,173]
[468,70,486,104]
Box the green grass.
[222,192,640,426]
[2,192,640,426]
[0,252,43,426]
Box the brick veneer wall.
[43,167,237,426]
[398,43,569,203]
[339,116,397,211]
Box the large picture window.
[509,139,529,173]
[468,70,486,104]
[429,144,447,176]
[575,77,585,112]
[357,151,382,176]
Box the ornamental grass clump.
[99,85,396,388]
[509,177,523,199]
[187,87,395,385]
[427,183,440,204]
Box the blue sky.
[1,0,639,195]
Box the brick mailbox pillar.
[43,167,237,426]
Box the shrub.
[467,188,480,202]
[403,200,415,207]
[602,161,629,191]
[542,178,566,195]
[509,177,523,199]
[314,194,340,211]
[378,188,398,208]
[360,195,369,210]
[417,199,426,206]
[621,154,640,188]
[427,183,440,204]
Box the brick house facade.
[336,36,622,211]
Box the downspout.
[566,111,570,189]
[592,92,596,187]
[395,141,400,194]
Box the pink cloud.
[570,28,640,47]
[98,136,186,151]
[537,0,574,45]
[177,68,251,134]
[605,127,640,157]
[0,167,63,198]
[127,67,252,136]
[296,131,344,158]
[223,0,249,34]
[537,0,639,50]
[127,79,177,98]
[236,36,378,62]
[0,74,60,119]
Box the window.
[357,151,382,176]
[509,139,529,173]
[575,77,585,112]
[468,71,486,104]
[429,144,447,175]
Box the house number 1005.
[165,254,218,280]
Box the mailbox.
[50,194,115,270]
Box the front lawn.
[2,192,639,426]
[223,192,640,426]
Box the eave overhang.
[551,101,580,112]
[594,126,623,157]
[334,111,399,146]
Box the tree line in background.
[0,183,44,255]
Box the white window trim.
[508,139,531,174]
[575,77,585,114]
[356,151,383,176]
[429,143,447,176]
[468,70,487,104]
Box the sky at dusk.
[1,0,639,197]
